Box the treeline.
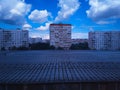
[70,42,90,50]
[0,43,55,51]
[0,42,89,51]
[29,42,89,50]
[1,46,29,51]
[29,43,55,50]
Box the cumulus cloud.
[22,23,32,30]
[55,0,80,22]
[96,20,116,25]
[89,27,94,32]
[36,22,52,31]
[30,32,49,39]
[86,0,120,23]
[72,33,88,39]
[28,9,52,23]
[0,0,31,25]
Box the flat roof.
[50,24,71,26]
[0,51,120,84]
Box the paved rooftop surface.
[0,50,120,84]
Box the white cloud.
[89,27,94,32]
[28,9,52,23]
[55,0,80,22]
[43,34,49,39]
[96,20,116,25]
[30,32,88,39]
[72,26,74,29]
[72,33,88,39]
[36,22,52,31]
[86,0,120,23]
[21,0,25,2]
[22,23,32,30]
[30,32,49,39]
[0,0,31,25]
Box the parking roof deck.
[0,50,120,84]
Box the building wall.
[50,24,71,50]
[0,29,3,49]
[0,29,29,50]
[89,31,120,50]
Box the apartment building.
[0,28,29,50]
[89,31,120,50]
[50,24,71,50]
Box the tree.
[70,42,89,50]
[29,42,53,50]
[49,45,55,50]
[11,46,17,50]
[17,46,29,50]
[57,47,64,50]
[1,47,5,51]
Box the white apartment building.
[89,31,120,50]
[0,28,29,50]
[50,24,71,50]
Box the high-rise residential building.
[0,28,29,50]
[89,31,120,50]
[50,24,71,50]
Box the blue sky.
[0,0,120,39]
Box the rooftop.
[50,24,71,26]
[0,50,120,84]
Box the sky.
[0,0,120,39]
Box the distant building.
[89,31,120,50]
[0,28,29,50]
[42,39,50,43]
[72,39,88,44]
[29,37,42,44]
[50,24,71,50]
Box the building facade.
[0,28,29,50]
[50,24,71,50]
[89,31,120,50]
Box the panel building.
[0,28,29,50]
[50,24,71,50]
[89,31,120,50]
